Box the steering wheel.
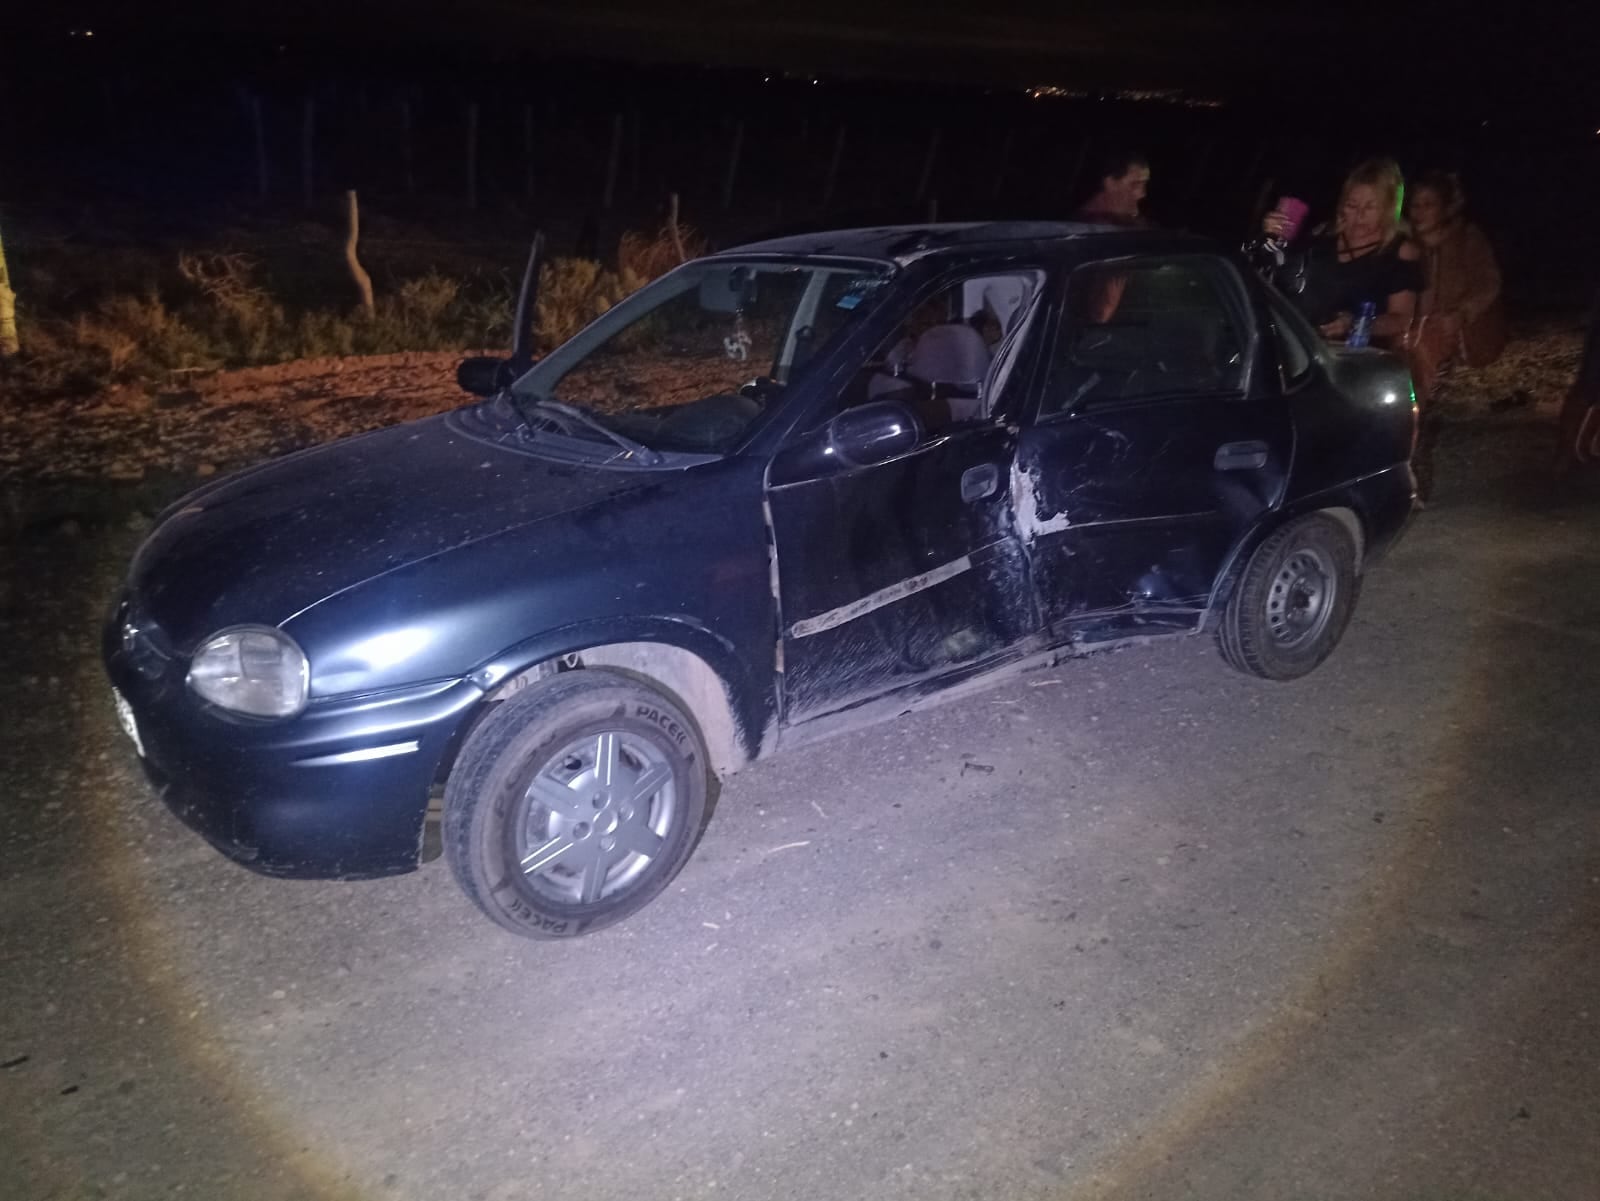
[657,392,763,448]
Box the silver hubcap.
[518,731,675,906]
[1266,546,1335,648]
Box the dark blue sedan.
[104,222,1417,938]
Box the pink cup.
[1275,196,1310,241]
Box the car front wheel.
[443,671,709,938]
[1216,514,1359,681]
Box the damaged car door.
[765,268,1048,722]
[1013,253,1292,638]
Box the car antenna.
[506,230,545,378]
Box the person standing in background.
[1557,291,1600,471]
[1406,170,1505,400]
[1074,150,1152,226]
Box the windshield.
[514,258,895,455]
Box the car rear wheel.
[443,671,709,938]
[1217,514,1359,681]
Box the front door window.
[834,269,1046,434]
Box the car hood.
[126,412,656,649]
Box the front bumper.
[103,612,484,879]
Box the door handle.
[961,463,1001,502]
[1214,440,1270,471]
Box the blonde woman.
[1262,157,1423,344]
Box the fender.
[465,614,774,766]
[1202,479,1384,628]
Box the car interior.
[846,271,1044,433]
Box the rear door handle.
[961,463,1001,502]
[1214,440,1270,471]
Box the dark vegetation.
[1,29,1595,403]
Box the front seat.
[906,322,992,423]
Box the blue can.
[1346,301,1378,348]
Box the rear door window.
[1042,257,1248,416]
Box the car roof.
[718,221,1213,266]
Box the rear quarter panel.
[1283,349,1416,503]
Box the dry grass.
[1430,319,1586,418]
[617,222,706,283]
[2,223,685,404]
[534,258,646,351]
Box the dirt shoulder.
[0,318,1585,531]
[0,350,480,486]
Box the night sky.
[22,0,1595,119]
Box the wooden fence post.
[523,102,536,200]
[399,97,416,196]
[466,101,480,211]
[301,94,315,209]
[629,108,642,196]
[1250,176,1276,236]
[915,127,942,204]
[0,214,19,358]
[602,112,623,210]
[250,93,269,200]
[822,124,847,209]
[1241,139,1270,228]
[668,192,687,264]
[1181,135,1216,213]
[992,129,1014,200]
[343,190,375,316]
[722,119,745,210]
[1064,137,1088,208]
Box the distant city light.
[1027,85,1089,100]
[1026,84,1223,109]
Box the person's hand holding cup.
[1262,196,1310,243]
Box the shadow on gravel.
[2,423,1596,1201]
[1070,439,1600,1201]
[0,522,367,1201]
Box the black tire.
[1216,514,1359,681]
[443,670,709,938]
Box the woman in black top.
[1263,157,1424,346]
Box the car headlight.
[187,626,310,718]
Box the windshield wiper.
[513,396,665,466]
